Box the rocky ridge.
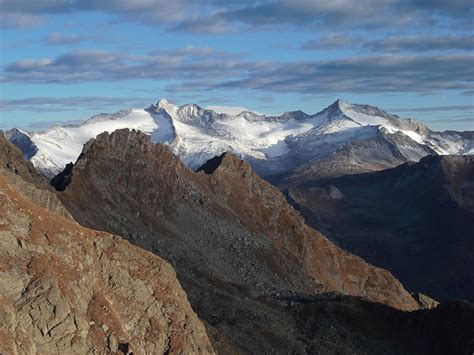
[1,129,474,354]
[0,136,215,354]
[51,128,426,352]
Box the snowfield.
[7,98,474,177]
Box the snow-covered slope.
[6,98,474,178]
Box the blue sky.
[0,0,473,131]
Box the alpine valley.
[2,99,474,354]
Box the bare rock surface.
[0,133,71,219]
[412,293,440,309]
[0,172,215,355]
[51,129,428,352]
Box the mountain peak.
[156,97,170,106]
[335,98,350,110]
[322,98,351,117]
[280,109,310,120]
[155,98,178,115]
[179,103,204,116]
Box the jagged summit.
[320,99,391,121]
[280,109,311,120]
[318,98,347,117]
[7,98,473,178]
[4,118,474,354]
[52,128,420,313]
[153,98,178,115]
[4,128,38,160]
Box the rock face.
[51,129,425,352]
[284,154,474,302]
[0,172,215,354]
[0,133,71,219]
[412,293,440,309]
[4,128,37,160]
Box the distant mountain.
[284,155,474,302]
[6,98,473,178]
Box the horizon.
[1,0,473,132]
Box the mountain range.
[2,131,474,354]
[2,99,474,353]
[6,98,474,178]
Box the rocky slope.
[0,132,71,219]
[7,99,473,178]
[3,129,474,354]
[50,128,428,352]
[284,154,474,302]
[0,168,214,354]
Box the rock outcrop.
[412,293,440,309]
[3,128,474,354]
[0,133,71,219]
[52,129,424,352]
[0,173,215,354]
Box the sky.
[0,0,473,131]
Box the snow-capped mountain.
[5,98,474,178]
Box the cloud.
[208,54,474,94]
[2,49,473,95]
[174,0,473,32]
[1,0,472,31]
[1,48,259,84]
[431,116,473,124]
[301,34,362,50]
[26,119,85,130]
[390,105,474,113]
[0,96,155,112]
[206,105,253,115]
[43,33,90,46]
[0,0,71,13]
[0,0,70,28]
[365,34,474,52]
[302,34,474,52]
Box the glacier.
[5,98,474,178]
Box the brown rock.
[412,293,440,309]
[51,129,422,352]
[0,172,214,355]
[0,133,71,219]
